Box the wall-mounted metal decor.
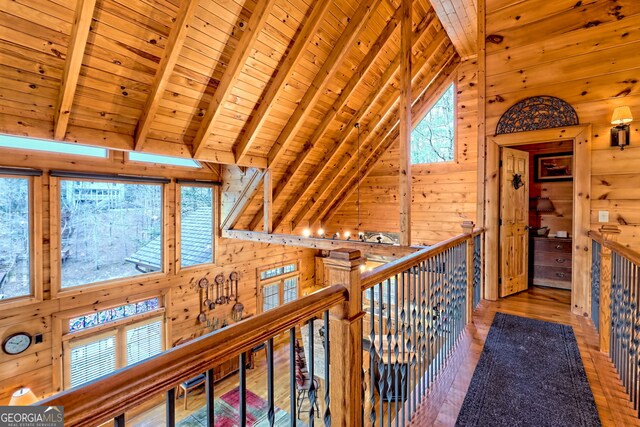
[495,96,579,135]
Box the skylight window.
[0,134,108,158]
[128,152,201,168]
[411,83,455,164]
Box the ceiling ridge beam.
[319,53,460,226]
[134,0,200,150]
[191,0,278,158]
[246,4,407,231]
[288,28,449,230]
[232,0,332,164]
[265,0,385,168]
[54,0,97,140]
[221,168,266,230]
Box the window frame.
[410,79,458,167]
[176,183,218,272]
[50,176,169,297]
[55,292,167,390]
[257,261,300,313]
[0,173,43,308]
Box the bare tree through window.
[0,177,30,300]
[411,83,455,164]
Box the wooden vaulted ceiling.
[0,0,474,233]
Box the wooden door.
[500,147,529,296]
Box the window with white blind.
[68,332,117,388]
[258,262,300,313]
[63,306,164,389]
[126,318,163,365]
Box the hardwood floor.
[408,286,640,427]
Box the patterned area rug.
[456,313,601,426]
[177,388,304,427]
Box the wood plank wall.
[326,58,478,245]
[485,0,640,251]
[0,153,315,404]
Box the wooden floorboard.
[408,286,640,427]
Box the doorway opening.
[499,141,574,302]
[484,125,592,316]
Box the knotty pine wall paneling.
[0,152,315,404]
[484,0,640,251]
[326,58,479,245]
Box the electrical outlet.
[598,211,609,223]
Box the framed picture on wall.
[534,152,573,182]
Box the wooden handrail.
[38,285,348,427]
[589,230,640,266]
[361,228,483,291]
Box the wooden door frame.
[483,125,592,316]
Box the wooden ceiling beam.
[287,26,448,231]
[246,4,406,231]
[191,0,278,158]
[232,0,332,164]
[221,168,266,230]
[222,229,422,257]
[265,0,384,168]
[319,53,460,226]
[309,47,458,227]
[134,0,200,150]
[53,0,97,140]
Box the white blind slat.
[126,320,163,365]
[70,335,116,388]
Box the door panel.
[500,147,529,297]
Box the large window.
[63,298,164,388]
[411,83,455,164]
[258,262,299,312]
[0,134,107,158]
[0,177,31,300]
[179,186,214,268]
[60,179,163,288]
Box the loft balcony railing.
[589,226,640,418]
[38,222,485,426]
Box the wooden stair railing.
[38,285,348,427]
[354,223,484,424]
[588,226,640,418]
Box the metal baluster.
[400,270,407,425]
[394,273,400,427]
[308,318,316,425]
[114,414,125,427]
[206,368,215,426]
[166,388,175,427]
[369,287,377,427]
[239,353,247,426]
[386,276,393,427]
[634,263,640,411]
[267,338,275,426]
[411,264,418,418]
[624,258,630,394]
[290,327,297,424]
[378,280,385,427]
[323,310,331,426]
[419,261,426,400]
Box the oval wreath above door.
[495,96,579,135]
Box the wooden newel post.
[599,225,621,354]
[462,221,475,324]
[323,249,365,427]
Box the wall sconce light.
[611,106,633,150]
[9,387,38,406]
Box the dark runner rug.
[456,313,601,427]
